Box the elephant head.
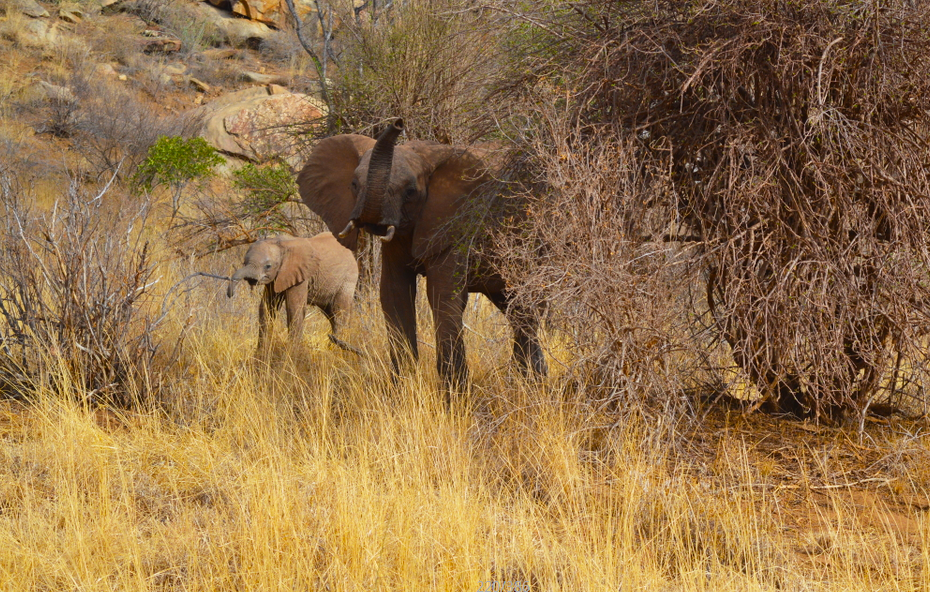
[297,118,491,259]
[227,238,312,298]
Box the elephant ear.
[273,239,315,293]
[297,134,376,251]
[408,142,492,261]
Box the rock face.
[13,0,49,18]
[206,0,278,25]
[204,0,318,26]
[188,85,326,163]
[58,3,84,23]
[193,1,275,47]
[19,19,58,48]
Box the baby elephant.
[227,233,360,354]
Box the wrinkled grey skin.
[227,233,360,354]
[297,119,547,391]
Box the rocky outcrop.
[188,85,326,163]
[58,3,84,23]
[12,0,49,18]
[19,19,58,48]
[240,70,288,85]
[201,0,372,27]
[18,80,76,104]
[192,2,275,47]
[206,0,278,25]
[203,0,318,27]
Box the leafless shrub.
[258,29,303,64]
[0,170,173,405]
[186,54,245,88]
[38,92,80,138]
[72,79,199,179]
[16,58,195,179]
[496,0,930,422]
[119,0,164,23]
[326,0,512,142]
[171,188,323,258]
[492,115,706,417]
[85,13,146,65]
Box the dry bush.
[71,76,198,179]
[0,171,172,405]
[495,0,930,422]
[122,0,222,52]
[326,0,511,142]
[171,187,324,257]
[491,114,707,418]
[186,54,242,88]
[85,12,145,65]
[258,28,304,63]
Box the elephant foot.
[329,334,362,356]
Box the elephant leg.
[489,292,548,377]
[323,294,362,355]
[283,281,309,350]
[381,244,419,376]
[426,260,469,393]
[257,287,284,354]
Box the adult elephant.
[297,118,546,389]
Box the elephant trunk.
[227,267,250,298]
[350,119,404,229]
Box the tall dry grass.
[0,243,925,591]
[0,0,926,585]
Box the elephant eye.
[405,186,417,198]
[264,264,272,270]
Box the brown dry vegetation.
[0,0,927,590]
[494,0,930,423]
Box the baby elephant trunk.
[227,267,251,298]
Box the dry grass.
[0,246,926,591]
[0,2,927,588]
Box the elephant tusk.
[337,220,356,238]
[380,226,396,242]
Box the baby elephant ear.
[297,134,376,251]
[273,241,313,293]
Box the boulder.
[142,37,181,54]
[19,80,76,103]
[92,63,118,79]
[141,28,182,54]
[206,0,277,25]
[203,0,319,27]
[189,77,211,93]
[58,3,83,23]
[188,85,326,163]
[201,47,239,60]
[193,2,274,48]
[13,0,49,18]
[240,70,287,85]
[19,19,58,48]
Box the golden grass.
[0,247,925,591]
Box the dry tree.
[0,170,169,405]
[496,0,930,422]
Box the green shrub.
[135,136,223,192]
[231,162,296,214]
[135,136,223,220]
